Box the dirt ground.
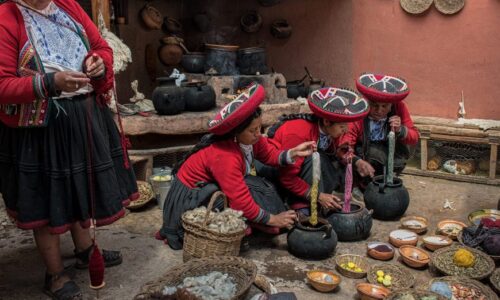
[1,174,499,300]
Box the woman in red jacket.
[158,83,315,250]
[267,87,369,213]
[338,73,420,185]
[0,0,137,298]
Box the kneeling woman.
[267,87,369,213]
[158,83,316,250]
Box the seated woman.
[267,87,369,213]
[338,73,420,187]
[157,83,316,250]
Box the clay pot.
[324,201,373,242]
[158,37,183,66]
[204,44,239,75]
[287,216,337,260]
[364,175,410,220]
[270,19,292,39]
[162,17,183,34]
[181,52,206,74]
[140,4,162,30]
[237,47,269,75]
[240,11,263,33]
[258,0,282,7]
[182,81,216,112]
[193,13,210,33]
[152,77,185,115]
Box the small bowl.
[437,219,467,240]
[367,242,395,261]
[306,270,341,293]
[468,209,500,226]
[400,216,428,234]
[399,245,430,268]
[356,283,391,300]
[389,229,418,248]
[422,235,453,251]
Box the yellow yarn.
[453,249,475,268]
[310,179,318,226]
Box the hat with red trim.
[356,73,410,103]
[307,87,369,122]
[208,82,265,135]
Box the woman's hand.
[355,159,375,177]
[289,141,317,160]
[54,71,91,92]
[389,115,402,133]
[318,193,343,210]
[267,210,298,228]
[84,53,105,78]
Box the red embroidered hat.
[356,73,410,103]
[307,87,369,122]
[208,82,265,135]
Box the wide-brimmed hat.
[208,82,265,135]
[307,87,369,122]
[356,73,410,103]
[400,0,433,14]
[435,0,465,15]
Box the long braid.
[267,113,319,138]
[173,107,263,175]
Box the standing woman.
[267,87,370,213]
[0,0,138,299]
[158,83,316,250]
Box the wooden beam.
[403,167,500,186]
[420,138,428,171]
[490,144,498,180]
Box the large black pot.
[152,77,185,115]
[181,52,205,73]
[287,216,337,260]
[237,47,269,75]
[204,44,239,75]
[286,80,308,99]
[182,81,216,112]
[324,201,373,242]
[364,175,410,220]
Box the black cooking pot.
[237,47,269,75]
[204,44,239,75]
[324,200,373,242]
[152,77,185,115]
[182,81,216,112]
[287,216,337,260]
[286,79,308,99]
[181,52,205,73]
[364,175,410,220]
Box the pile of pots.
[152,77,216,116]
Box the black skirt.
[0,94,138,234]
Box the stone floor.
[0,175,499,300]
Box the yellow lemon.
[377,276,384,283]
[384,275,392,281]
[354,267,362,273]
[376,270,384,277]
[382,278,392,287]
[341,263,347,269]
[347,262,355,269]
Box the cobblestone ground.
[1,175,499,300]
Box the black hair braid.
[172,107,262,175]
[267,113,319,138]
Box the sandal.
[74,244,122,269]
[43,271,82,300]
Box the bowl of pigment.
[367,242,395,261]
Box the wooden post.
[91,0,110,29]
[420,129,431,171]
[489,137,499,179]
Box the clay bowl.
[356,283,391,300]
[400,216,428,234]
[437,219,467,240]
[398,245,430,268]
[389,229,418,248]
[422,235,453,251]
[367,242,395,261]
[306,270,341,293]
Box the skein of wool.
[89,243,105,290]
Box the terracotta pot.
[270,19,292,39]
[240,11,262,33]
[158,37,183,66]
[162,17,182,34]
[140,4,162,30]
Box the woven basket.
[367,263,415,290]
[127,181,154,210]
[431,245,495,280]
[434,0,465,15]
[182,191,246,262]
[426,276,498,300]
[134,256,257,300]
[400,0,433,14]
[457,230,500,262]
[490,268,500,295]
[385,289,446,300]
[334,254,369,279]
